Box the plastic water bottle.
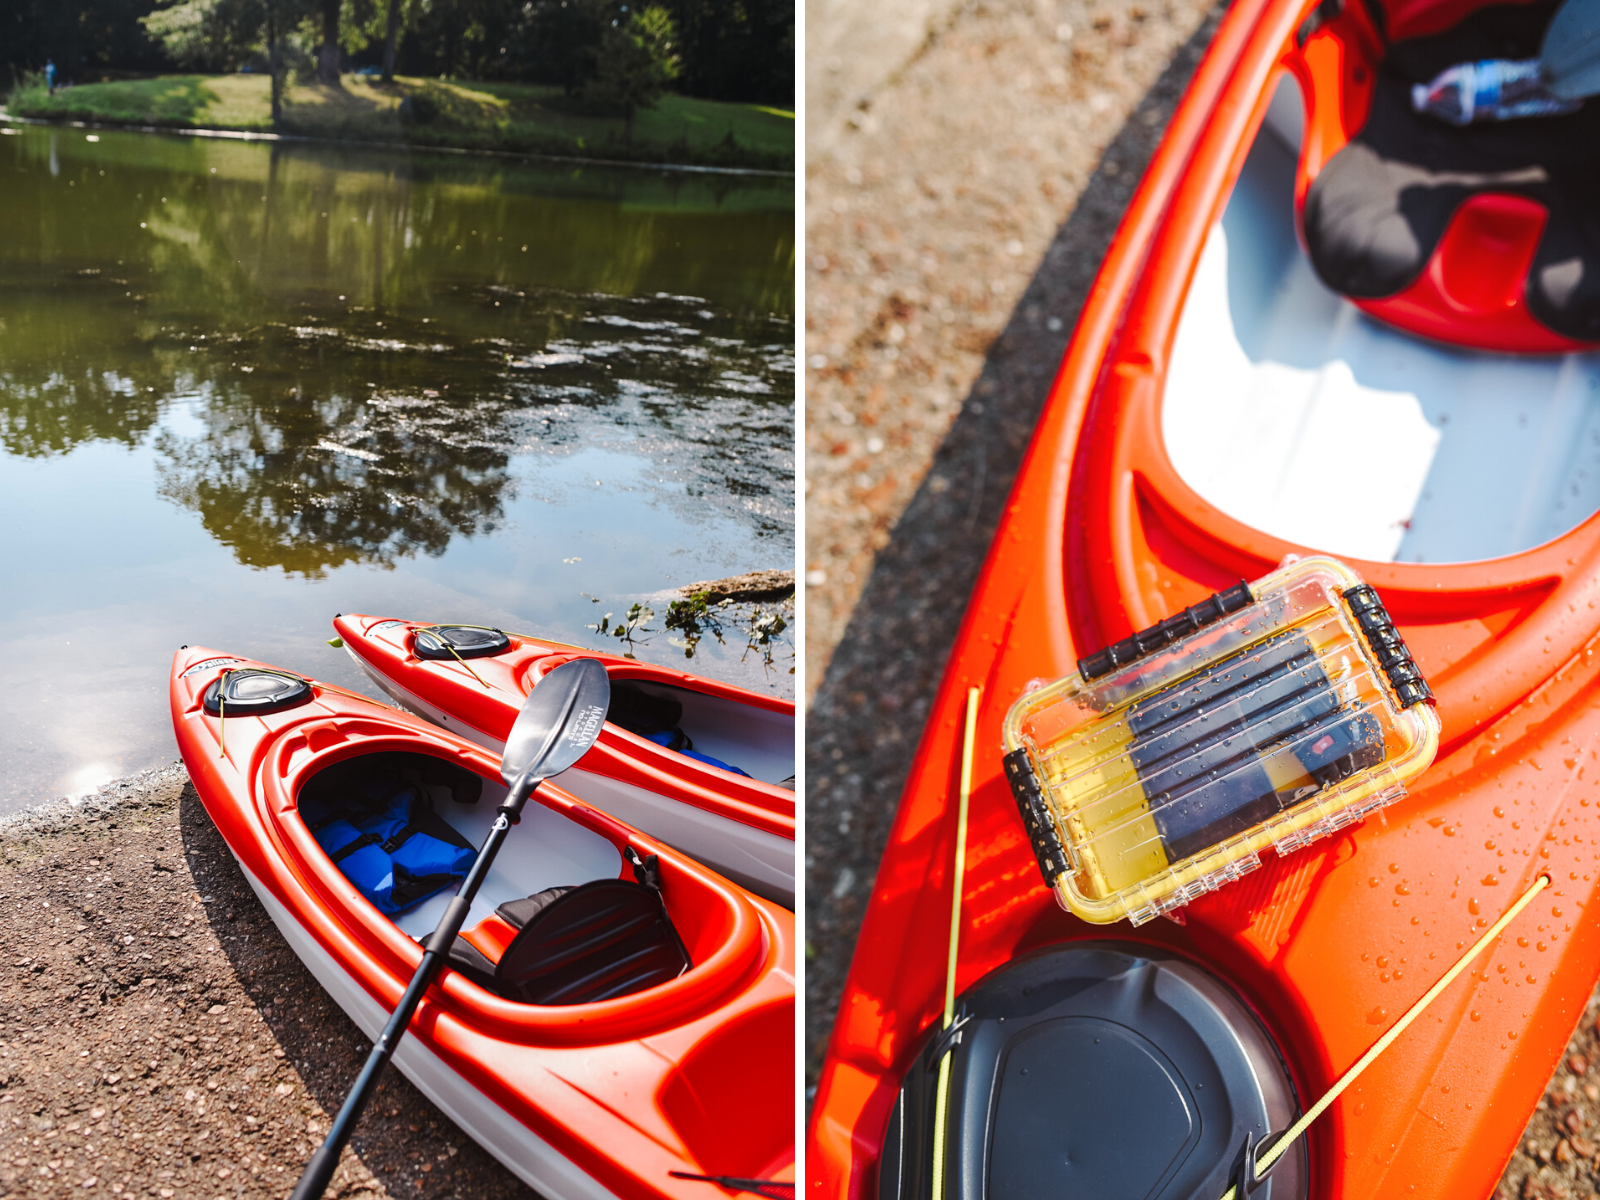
[1411,58,1582,125]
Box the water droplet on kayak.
[1510,1030,1519,1039]
[1468,898,1480,915]
[1389,862,1401,873]
[1444,825,1457,837]
[1518,936,1528,947]
[1396,882,1410,895]
[1494,807,1505,818]
[1528,974,1538,984]
[1370,877,1381,888]
[1367,1007,1387,1024]
[1470,1010,1481,1021]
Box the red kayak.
[810,0,1600,1196]
[331,615,796,908]
[169,647,794,1200]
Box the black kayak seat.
[446,877,692,1006]
[1304,0,1600,341]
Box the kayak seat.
[446,872,692,1006]
[1302,0,1600,345]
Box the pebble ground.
[802,0,1600,1192]
[0,765,528,1199]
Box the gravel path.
[0,766,529,1199]
[801,0,1597,1191]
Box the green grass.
[5,74,793,171]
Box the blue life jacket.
[643,730,751,777]
[310,783,475,915]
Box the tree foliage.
[581,5,680,128]
[1,0,793,106]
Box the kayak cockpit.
[1299,0,1600,350]
[1163,67,1600,564]
[605,675,796,788]
[293,748,702,1006]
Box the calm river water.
[0,123,794,808]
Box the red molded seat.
[1290,0,1600,351]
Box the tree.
[140,0,313,118]
[581,4,679,137]
[316,0,338,83]
[378,0,400,80]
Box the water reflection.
[0,124,794,805]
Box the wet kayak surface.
[0,124,795,809]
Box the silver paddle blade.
[1543,0,1600,99]
[500,658,611,786]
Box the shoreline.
[0,764,528,1198]
[0,110,794,178]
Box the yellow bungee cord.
[930,687,980,1200]
[417,625,491,689]
[1222,869,1552,1199]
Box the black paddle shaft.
[288,780,536,1200]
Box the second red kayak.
[332,615,796,907]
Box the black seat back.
[494,879,691,1005]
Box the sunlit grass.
[7,74,793,169]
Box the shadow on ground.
[802,9,1226,1087]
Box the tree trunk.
[381,0,401,83]
[267,7,282,121]
[319,0,341,86]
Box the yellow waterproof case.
[1002,556,1440,925]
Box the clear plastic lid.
[1001,556,1441,925]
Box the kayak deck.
[1164,75,1600,565]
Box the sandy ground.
[0,766,529,1199]
[801,0,1600,1192]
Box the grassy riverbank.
[6,73,793,170]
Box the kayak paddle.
[288,656,611,1200]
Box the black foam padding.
[1303,0,1600,340]
[413,625,511,660]
[495,886,575,929]
[878,943,1306,1200]
[202,670,314,717]
[445,936,500,991]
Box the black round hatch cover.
[202,670,314,717]
[878,942,1306,1200]
[413,625,512,661]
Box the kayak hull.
[171,648,795,1200]
[808,0,1600,1195]
[334,615,797,908]
[235,857,621,1200]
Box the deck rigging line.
[1222,870,1552,1199]
[930,686,980,1200]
